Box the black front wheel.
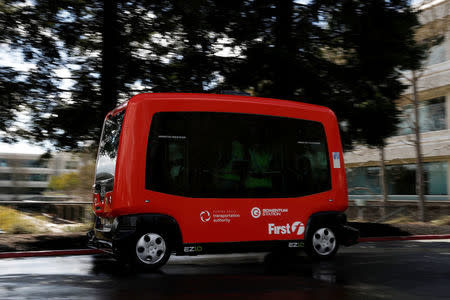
[305,226,339,259]
[133,232,171,271]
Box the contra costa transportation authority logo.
[200,209,240,223]
[200,210,211,222]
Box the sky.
[0,141,46,154]
[0,44,51,154]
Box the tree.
[48,172,81,192]
[221,1,324,100]
[1,0,106,149]
[223,0,425,150]
[48,161,95,198]
[218,0,427,219]
[1,0,426,155]
[0,67,28,143]
[314,0,428,218]
[0,0,233,150]
[399,1,447,222]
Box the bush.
[48,172,81,191]
[10,224,35,234]
[431,216,450,226]
[0,206,43,234]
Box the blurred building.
[0,152,82,200]
[344,0,450,202]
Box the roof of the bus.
[122,93,333,115]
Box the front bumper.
[87,219,136,257]
[87,229,113,253]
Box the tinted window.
[146,112,331,198]
[397,96,446,135]
[346,167,381,195]
[95,110,125,193]
[347,161,448,196]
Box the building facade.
[0,152,82,200]
[344,0,450,202]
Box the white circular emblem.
[251,207,261,219]
[200,210,211,222]
[291,221,305,235]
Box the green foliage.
[77,162,96,189]
[1,0,239,149]
[0,0,428,150]
[0,206,42,234]
[222,0,428,148]
[312,0,427,148]
[386,215,415,224]
[48,172,81,192]
[431,216,450,226]
[48,161,95,195]
[10,224,35,234]
[0,67,28,142]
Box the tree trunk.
[274,0,294,99]
[100,0,119,123]
[379,146,388,217]
[412,70,426,222]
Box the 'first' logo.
[268,221,304,235]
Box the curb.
[358,234,450,242]
[0,249,103,259]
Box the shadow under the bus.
[90,250,339,283]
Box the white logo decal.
[251,207,288,218]
[200,209,240,223]
[184,246,202,253]
[333,152,341,168]
[251,207,261,218]
[291,221,305,235]
[200,210,211,222]
[288,242,304,248]
[268,221,305,235]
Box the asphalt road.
[0,241,449,300]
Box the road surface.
[0,240,449,299]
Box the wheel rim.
[136,233,167,265]
[312,228,336,256]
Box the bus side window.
[150,138,187,194]
[146,112,331,198]
[167,142,186,185]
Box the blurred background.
[0,0,449,239]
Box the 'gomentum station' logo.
[251,207,261,218]
[251,207,288,218]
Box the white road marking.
[413,239,450,243]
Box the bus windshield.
[95,110,125,194]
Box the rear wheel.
[133,232,171,271]
[305,226,338,259]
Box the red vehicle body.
[89,93,358,270]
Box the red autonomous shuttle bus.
[89,93,358,270]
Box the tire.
[305,226,339,259]
[132,232,171,271]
